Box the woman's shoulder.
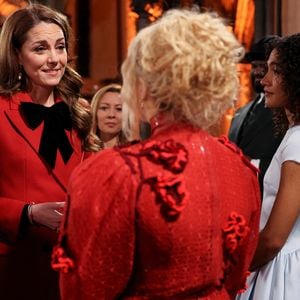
[0,94,11,107]
[77,147,129,171]
[0,92,30,105]
[286,125,300,139]
[0,94,19,113]
[71,147,135,187]
[279,125,300,162]
[211,135,259,175]
[280,125,300,150]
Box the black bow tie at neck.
[20,101,74,169]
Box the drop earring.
[18,65,23,81]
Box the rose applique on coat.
[223,212,250,254]
[118,139,190,220]
[222,212,251,291]
[142,139,188,173]
[146,172,190,219]
[52,245,74,273]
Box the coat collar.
[4,92,83,191]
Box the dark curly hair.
[270,34,300,136]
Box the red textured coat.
[56,123,260,300]
[0,92,84,300]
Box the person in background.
[236,33,300,300]
[0,4,90,300]
[54,8,260,299]
[84,83,127,152]
[228,36,282,196]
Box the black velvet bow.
[20,101,74,168]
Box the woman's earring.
[18,65,23,81]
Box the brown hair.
[0,3,91,139]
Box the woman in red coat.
[0,4,90,300]
[54,9,261,299]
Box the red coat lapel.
[3,92,83,191]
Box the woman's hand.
[29,202,65,231]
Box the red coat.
[56,123,260,300]
[0,92,84,300]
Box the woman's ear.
[136,77,148,103]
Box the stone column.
[282,0,300,35]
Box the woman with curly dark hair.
[237,34,300,300]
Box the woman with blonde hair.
[85,83,127,151]
[54,8,260,299]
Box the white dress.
[237,125,300,300]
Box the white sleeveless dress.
[236,125,300,300]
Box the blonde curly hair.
[121,9,244,140]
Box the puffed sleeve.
[281,128,300,164]
[217,136,261,296]
[58,149,138,300]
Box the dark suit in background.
[229,94,282,194]
[228,36,283,197]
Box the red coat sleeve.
[60,150,138,300]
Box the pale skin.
[17,21,68,230]
[97,91,122,148]
[250,50,300,271]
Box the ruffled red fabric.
[52,246,74,273]
[223,212,250,254]
[148,172,190,217]
[222,212,252,292]
[119,138,190,219]
[142,139,188,173]
[237,271,251,294]
[56,123,261,300]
